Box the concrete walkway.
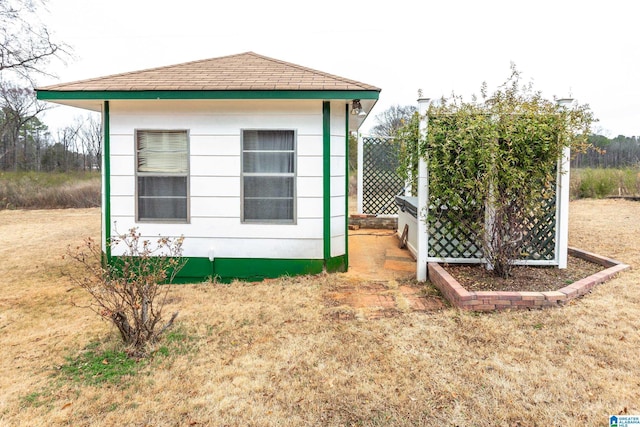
[345,230,416,281]
[325,230,445,319]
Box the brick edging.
[428,247,631,311]
[348,215,398,230]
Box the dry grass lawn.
[1,199,639,426]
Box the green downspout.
[323,101,331,263]
[103,101,111,261]
[344,103,349,270]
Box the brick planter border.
[428,247,631,311]
[349,215,398,230]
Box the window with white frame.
[242,129,296,223]
[136,130,189,222]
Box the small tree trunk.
[112,311,135,345]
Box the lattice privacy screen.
[360,135,559,263]
[519,189,557,261]
[362,137,404,215]
[427,189,557,261]
[428,200,484,259]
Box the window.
[242,130,296,223]
[136,130,189,222]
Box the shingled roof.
[38,52,381,92]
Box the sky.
[35,0,639,137]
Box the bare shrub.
[67,228,185,352]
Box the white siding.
[190,135,239,156]
[297,177,323,198]
[190,156,240,177]
[107,99,330,260]
[329,101,347,258]
[190,197,240,218]
[297,197,323,219]
[191,176,240,197]
[109,103,323,136]
[110,155,134,176]
[111,236,324,259]
[298,156,323,177]
[298,135,323,156]
[110,176,134,197]
[109,217,324,239]
[331,236,346,257]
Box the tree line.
[0,86,102,172]
[571,134,640,168]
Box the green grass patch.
[53,327,197,389]
[58,344,144,386]
[20,327,199,408]
[20,391,49,408]
[154,326,198,359]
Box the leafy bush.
[400,66,594,278]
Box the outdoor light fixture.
[556,98,574,108]
[350,99,363,115]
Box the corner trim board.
[322,101,331,262]
[103,101,111,260]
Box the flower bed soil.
[445,255,604,293]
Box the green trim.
[323,101,331,262]
[178,257,213,279]
[107,256,325,284]
[325,255,347,273]
[37,89,380,102]
[344,103,350,270]
[103,101,111,260]
[213,258,324,281]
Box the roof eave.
[36,89,381,102]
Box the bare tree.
[0,82,49,170]
[370,104,418,137]
[78,114,102,170]
[1,0,68,81]
[54,120,81,172]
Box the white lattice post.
[357,132,364,214]
[417,98,431,281]
[557,145,571,269]
[556,98,573,269]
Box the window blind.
[138,130,188,173]
[136,130,189,222]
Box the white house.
[37,52,380,282]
